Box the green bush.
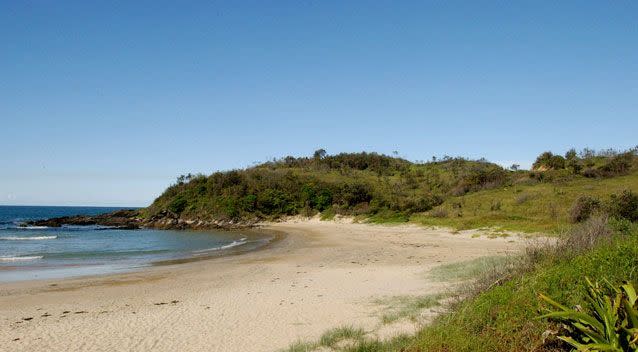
[320,207,336,221]
[608,189,638,222]
[168,196,187,214]
[599,152,634,177]
[533,151,567,170]
[569,195,602,223]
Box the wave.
[0,255,44,262]
[0,235,58,241]
[17,226,49,230]
[193,237,248,253]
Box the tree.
[313,148,327,159]
[510,164,520,171]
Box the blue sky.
[1,1,636,206]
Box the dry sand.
[0,219,528,352]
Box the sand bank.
[0,219,528,351]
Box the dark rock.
[27,208,258,231]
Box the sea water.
[0,206,270,282]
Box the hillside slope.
[143,152,509,223]
[144,148,638,232]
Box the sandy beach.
[0,219,527,352]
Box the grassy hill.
[415,171,638,233]
[145,148,638,234]
[144,151,510,222]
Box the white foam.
[18,226,49,230]
[1,235,57,241]
[0,255,44,262]
[193,237,248,253]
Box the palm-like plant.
[539,278,638,351]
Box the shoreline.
[0,219,529,351]
[0,228,282,284]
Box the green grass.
[283,326,367,352]
[319,326,367,348]
[285,341,318,352]
[428,256,513,282]
[320,206,337,221]
[367,209,410,224]
[413,172,638,233]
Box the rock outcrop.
[26,209,257,230]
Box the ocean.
[0,206,271,282]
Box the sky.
[1,1,637,206]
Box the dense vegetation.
[145,147,638,234]
[144,151,509,222]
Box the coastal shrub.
[320,207,336,221]
[569,195,601,223]
[582,167,599,178]
[608,189,638,222]
[430,207,448,218]
[257,189,295,216]
[168,196,187,214]
[453,163,509,195]
[336,182,373,207]
[533,151,566,170]
[559,215,613,256]
[598,152,634,177]
[222,197,240,219]
[240,194,257,212]
[368,208,410,223]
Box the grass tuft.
[374,294,445,324]
[428,256,512,282]
[319,326,366,348]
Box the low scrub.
[429,207,448,218]
[609,189,638,222]
[569,195,601,223]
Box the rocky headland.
[26,209,257,230]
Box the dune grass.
[373,293,445,325]
[428,256,513,282]
[284,326,367,352]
